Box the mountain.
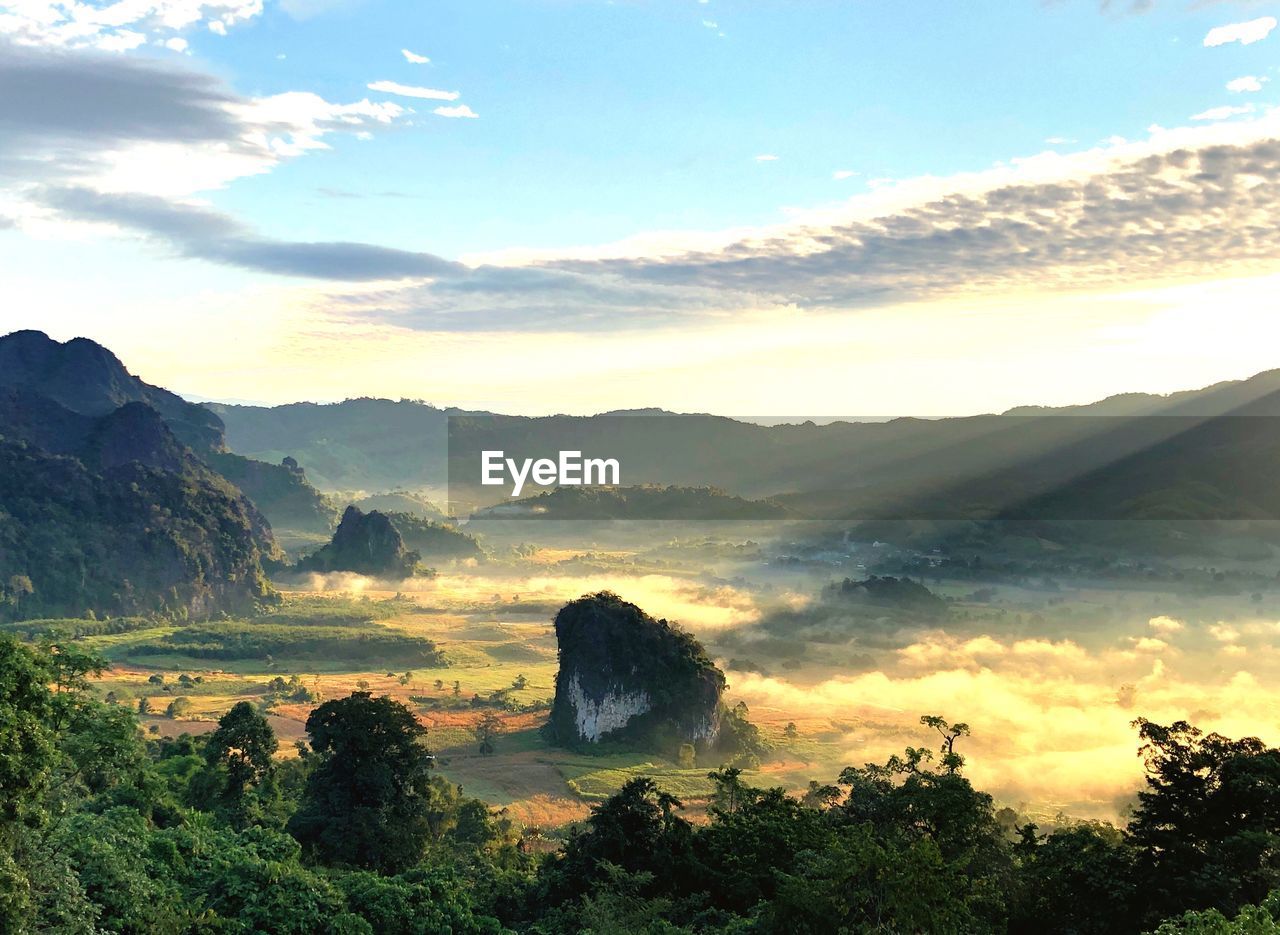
[0,329,225,452]
[546,592,724,751]
[0,395,274,620]
[295,506,424,579]
[0,332,334,534]
[206,364,1280,532]
[206,398,453,491]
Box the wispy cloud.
[833,169,859,180]
[1203,16,1276,47]
[432,104,478,119]
[1191,103,1254,120]
[754,153,778,162]
[366,80,459,101]
[401,48,429,64]
[39,186,461,281]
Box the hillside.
[0,332,334,534]
[0,400,275,620]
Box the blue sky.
[3,1,1280,413]
[182,1,1280,252]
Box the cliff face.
[547,592,724,750]
[296,506,423,578]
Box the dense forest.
[4,637,1280,933]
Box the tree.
[201,700,277,824]
[475,712,503,756]
[452,681,461,696]
[921,714,970,774]
[399,671,412,686]
[784,721,799,741]
[164,696,192,718]
[512,674,528,691]
[6,574,33,617]
[137,697,151,716]
[0,638,56,823]
[287,692,439,872]
[1128,719,1280,923]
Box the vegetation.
[7,638,1280,932]
[126,621,444,666]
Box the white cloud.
[1210,623,1241,644]
[163,36,188,52]
[1227,75,1265,93]
[833,169,858,180]
[1191,103,1254,121]
[0,0,263,50]
[432,104,478,119]
[401,48,429,64]
[1149,615,1184,634]
[754,153,778,162]
[1045,136,1077,145]
[1203,16,1276,47]
[367,80,459,101]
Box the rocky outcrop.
[296,506,423,578]
[547,592,724,751]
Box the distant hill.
[380,512,481,560]
[471,485,792,521]
[347,491,445,521]
[206,364,1280,531]
[206,398,453,491]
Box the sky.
[3,0,1280,415]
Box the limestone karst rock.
[296,505,423,579]
[547,592,724,750]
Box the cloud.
[833,169,859,180]
[1149,615,1184,634]
[1227,75,1265,93]
[38,186,462,281]
[0,43,406,197]
[0,0,263,51]
[366,80,459,101]
[754,154,779,162]
[332,117,1280,332]
[432,104,478,119]
[401,48,430,64]
[1191,103,1254,120]
[1203,16,1276,46]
